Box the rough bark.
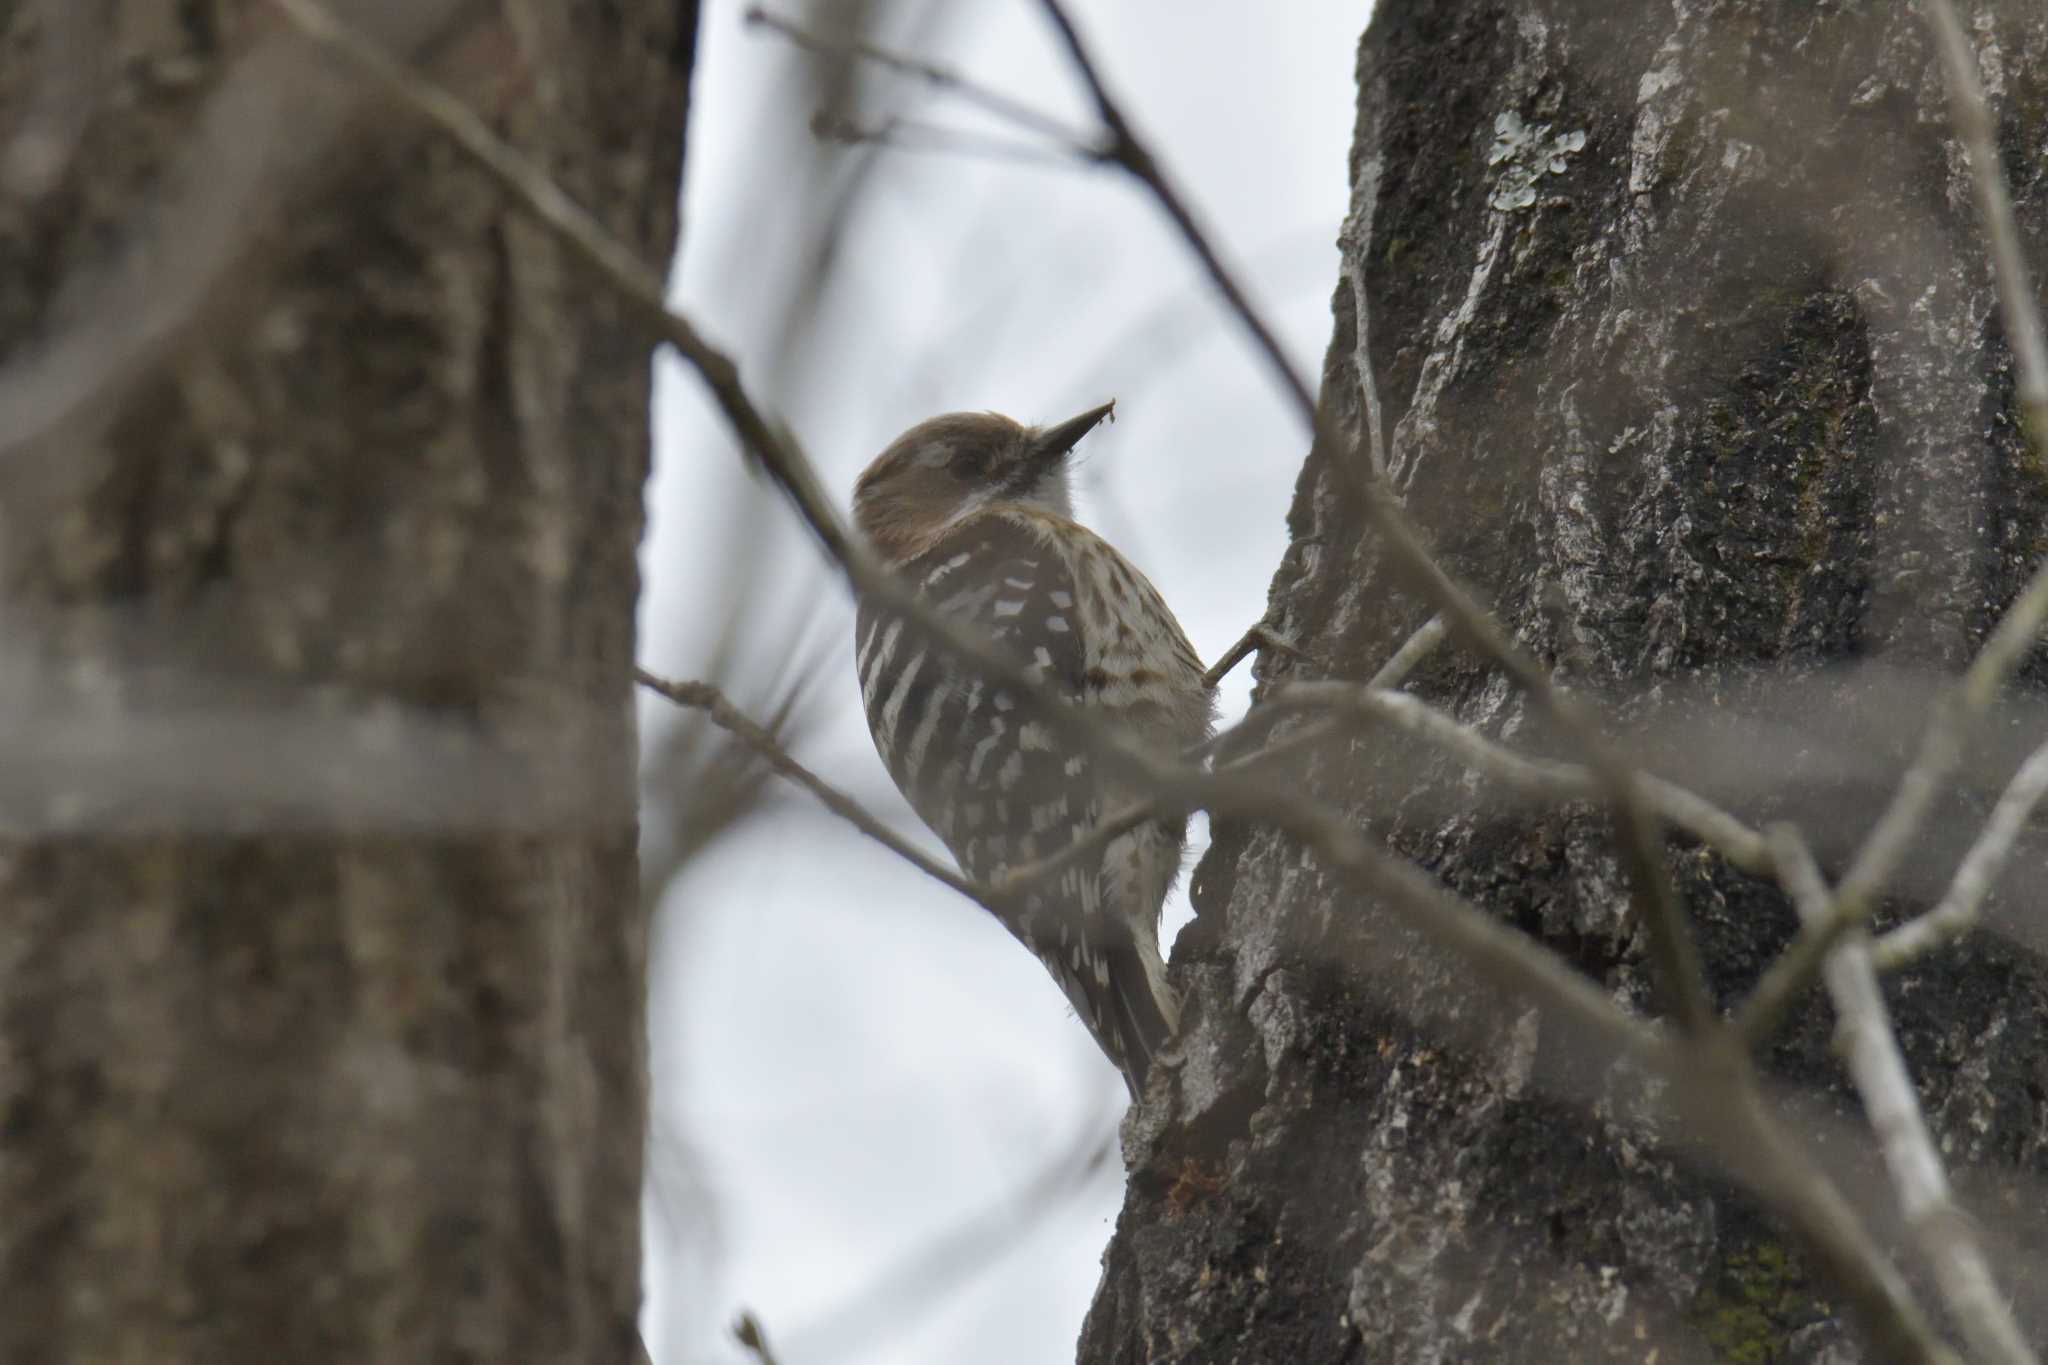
[0,3,694,1360]
[1084,2,2048,1362]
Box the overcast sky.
[638,4,1370,1361]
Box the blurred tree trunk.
[0,3,694,1360]
[1086,2,2048,1361]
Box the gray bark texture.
[0,2,694,1360]
[1084,2,2048,1362]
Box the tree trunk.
[0,4,693,1360]
[1085,2,2048,1361]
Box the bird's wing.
[855,510,1090,862]
[854,511,1173,1096]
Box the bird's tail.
[1103,939,1181,1101]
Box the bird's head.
[852,401,1115,564]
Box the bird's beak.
[1030,400,1116,465]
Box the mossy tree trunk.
[0,3,694,1360]
[1085,2,2048,1361]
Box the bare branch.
[1831,565,2048,917]
[991,795,1158,899]
[1201,620,1299,691]
[1873,737,2048,969]
[746,4,1100,155]
[633,668,977,903]
[1369,613,1450,690]
[732,1311,783,1365]
[1734,906,1851,1050]
[1345,471,1719,1034]
[1768,829,2038,1365]
[1734,0,2048,1038]
[1748,473,2048,1023]
[1011,615,1455,897]
[1254,797,1947,1361]
[1032,0,1317,426]
[1796,3,2048,954]
[1040,0,1721,1027]
[1265,682,1775,876]
[274,0,842,552]
[806,109,1082,166]
[0,642,629,833]
[636,669,1667,1206]
[1669,1040,1960,1365]
[1920,0,2048,435]
[1248,785,1668,1071]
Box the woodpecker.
[851,402,1213,1099]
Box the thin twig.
[1743,0,2048,1026]
[1194,612,1445,765]
[1921,0,2048,436]
[990,795,1158,896]
[1824,0,2048,921]
[1230,791,1946,1362]
[1243,784,1667,1068]
[1735,911,1844,1049]
[1370,613,1449,690]
[1032,0,1316,425]
[636,668,1660,1124]
[1347,470,1718,1035]
[1666,1030,1959,1365]
[637,666,1666,1112]
[1873,736,2048,969]
[732,1310,782,1365]
[1749,513,2048,1025]
[634,669,977,902]
[633,646,1749,1082]
[1008,616,1454,896]
[1201,620,1297,691]
[746,4,1099,155]
[807,110,1081,166]
[1769,829,2038,1365]
[1267,683,1775,874]
[1839,570,2048,914]
[1001,674,1783,902]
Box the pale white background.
[637,4,1370,1361]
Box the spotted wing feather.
[854,513,1173,1095]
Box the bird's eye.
[949,443,991,479]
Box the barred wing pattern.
[855,510,1192,1096]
